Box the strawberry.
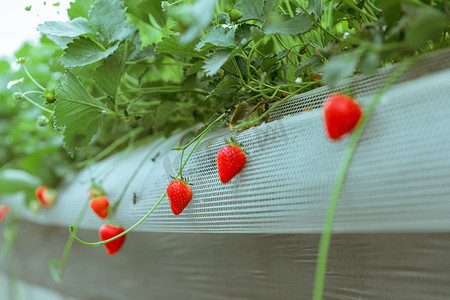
[99,224,126,256]
[217,138,246,184]
[90,195,110,219]
[0,205,10,222]
[35,186,57,207]
[323,93,363,141]
[166,180,193,215]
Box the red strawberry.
[166,180,193,215]
[323,93,363,141]
[35,186,57,207]
[90,196,110,219]
[217,139,246,184]
[99,224,126,256]
[0,205,10,222]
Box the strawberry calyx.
[225,137,247,155]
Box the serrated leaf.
[195,26,237,51]
[263,13,313,35]
[208,75,240,97]
[238,0,278,22]
[37,17,93,37]
[89,0,135,43]
[0,169,41,194]
[321,53,359,87]
[186,61,205,76]
[154,101,179,127]
[156,35,203,58]
[94,44,129,99]
[46,35,74,49]
[235,24,254,46]
[132,44,156,62]
[55,70,107,154]
[307,0,322,17]
[202,50,232,76]
[62,37,119,67]
[67,0,91,20]
[125,0,167,27]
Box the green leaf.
[185,61,205,76]
[359,51,380,75]
[176,0,218,44]
[321,53,359,87]
[55,70,107,154]
[307,0,322,17]
[263,13,313,35]
[0,169,41,194]
[46,35,74,49]
[202,50,232,76]
[235,24,254,46]
[156,35,203,58]
[238,0,278,22]
[154,101,179,127]
[37,17,94,37]
[89,0,135,43]
[67,0,91,20]
[125,0,166,27]
[208,75,240,97]
[94,44,129,99]
[405,7,449,49]
[195,26,237,51]
[132,44,155,62]
[62,37,120,67]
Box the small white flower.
[7,78,24,89]
[295,77,303,84]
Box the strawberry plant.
[0,0,449,298]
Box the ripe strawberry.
[35,186,57,207]
[323,93,363,141]
[99,224,126,256]
[90,196,110,219]
[0,205,11,222]
[166,180,193,215]
[217,138,246,184]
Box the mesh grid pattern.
[8,48,450,233]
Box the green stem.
[49,198,90,283]
[312,57,418,300]
[70,113,228,245]
[22,95,53,114]
[232,82,317,130]
[172,113,227,150]
[23,65,45,91]
[296,5,342,42]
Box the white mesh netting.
[8,48,450,233]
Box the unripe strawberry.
[35,186,57,207]
[90,196,110,219]
[99,224,126,256]
[167,180,193,215]
[217,138,246,184]
[323,93,363,141]
[0,205,11,222]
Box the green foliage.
[1,0,449,204]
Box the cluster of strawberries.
[165,93,363,216]
[22,93,361,256]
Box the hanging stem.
[69,112,228,245]
[312,57,418,300]
[23,64,45,91]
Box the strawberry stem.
[312,56,419,300]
